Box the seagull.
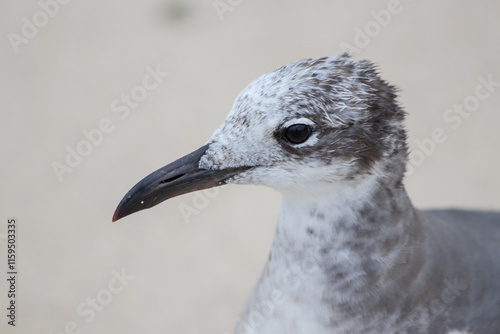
[112,54,500,334]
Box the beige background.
[1,1,500,333]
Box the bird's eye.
[284,124,312,144]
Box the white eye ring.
[282,118,316,128]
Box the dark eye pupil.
[284,124,312,144]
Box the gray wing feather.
[422,209,500,332]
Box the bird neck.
[274,174,420,262]
[260,175,429,326]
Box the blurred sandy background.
[1,1,499,333]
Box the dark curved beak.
[112,144,249,222]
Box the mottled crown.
[265,53,408,177]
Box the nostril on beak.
[159,174,185,185]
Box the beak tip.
[112,205,125,222]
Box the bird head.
[113,54,408,221]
